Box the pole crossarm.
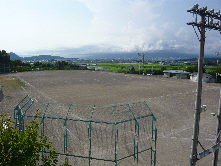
[187,4,221,33]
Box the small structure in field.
[190,72,215,83]
[163,70,191,79]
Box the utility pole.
[187,4,221,166]
[215,52,220,83]
[189,9,206,166]
[138,53,145,75]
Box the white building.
[190,72,215,83]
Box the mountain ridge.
[8,51,218,60]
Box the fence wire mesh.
[14,95,157,166]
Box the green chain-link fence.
[14,95,157,165]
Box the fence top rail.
[23,113,154,124]
[15,95,156,124]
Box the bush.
[0,114,60,166]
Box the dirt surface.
[1,70,221,165]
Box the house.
[190,72,215,83]
[163,70,191,79]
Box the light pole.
[138,53,145,75]
[215,52,220,83]
[139,62,140,75]
[187,4,221,166]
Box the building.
[190,72,215,83]
[163,70,191,79]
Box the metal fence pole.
[213,89,221,166]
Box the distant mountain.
[7,51,216,60]
[8,54,66,61]
[8,52,23,60]
[82,51,219,59]
[82,51,199,59]
[23,55,65,60]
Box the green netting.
[14,95,157,166]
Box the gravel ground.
[1,70,221,165]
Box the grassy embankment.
[0,75,25,92]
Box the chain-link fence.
[14,95,157,165]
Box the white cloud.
[78,0,163,50]
[175,27,192,41]
[75,0,203,54]
[162,22,174,30]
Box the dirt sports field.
[1,70,221,165]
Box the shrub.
[0,114,59,166]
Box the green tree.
[69,64,79,70]
[129,66,136,74]
[152,66,167,75]
[10,60,23,67]
[159,66,167,72]
[15,66,31,72]
[185,65,205,73]
[33,62,43,68]
[55,61,69,70]
[0,114,59,166]
[0,50,10,65]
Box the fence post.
[213,89,221,166]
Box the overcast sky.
[1,0,221,57]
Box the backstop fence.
[14,95,157,165]
[0,63,10,73]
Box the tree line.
[0,50,10,65]
[2,49,221,82]
[10,60,87,72]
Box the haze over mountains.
[8,51,219,61]
[8,52,65,61]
